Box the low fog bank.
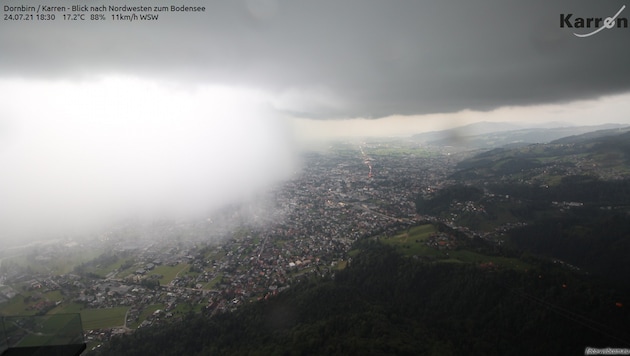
[94,190,292,248]
[0,78,300,247]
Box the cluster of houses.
[426,232,459,250]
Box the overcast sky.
[1,0,629,243]
[2,0,630,117]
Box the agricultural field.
[1,248,104,276]
[381,223,443,258]
[443,250,531,270]
[2,313,84,348]
[0,295,38,317]
[48,302,83,315]
[89,258,126,278]
[81,307,128,330]
[172,301,203,315]
[151,263,189,285]
[0,288,67,317]
[334,260,348,270]
[203,273,223,290]
[46,303,128,330]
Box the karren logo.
[560,5,627,37]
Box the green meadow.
[381,223,531,270]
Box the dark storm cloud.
[1,0,629,118]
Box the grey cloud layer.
[1,0,629,117]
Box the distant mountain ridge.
[551,126,630,144]
[412,121,525,142]
[454,127,630,182]
[412,122,629,149]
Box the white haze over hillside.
[0,77,298,245]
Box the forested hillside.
[417,131,630,285]
[99,242,630,355]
